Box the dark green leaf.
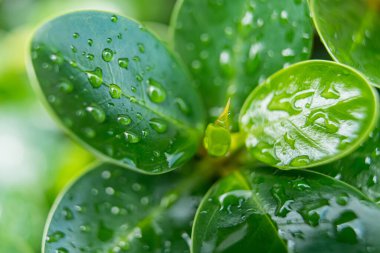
[316,121,380,203]
[172,0,313,129]
[44,163,211,253]
[192,167,380,253]
[239,60,378,169]
[29,11,205,174]
[310,0,380,87]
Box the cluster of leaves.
[29,0,380,252]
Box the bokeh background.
[0,1,175,252]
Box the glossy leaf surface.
[310,0,380,87]
[172,0,313,129]
[192,167,380,253]
[239,61,378,169]
[317,122,380,204]
[30,11,205,174]
[44,163,210,253]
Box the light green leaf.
[310,0,380,86]
[192,167,380,253]
[239,60,378,169]
[43,163,211,253]
[29,11,205,174]
[172,0,313,129]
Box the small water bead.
[191,60,201,70]
[117,33,123,39]
[102,48,114,62]
[105,187,115,195]
[147,78,167,103]
[200,33,210,43]
[62,207,74,220]
[136,74,143,82]
[86,53,94,61]
[69,60,77,68]
[136,112,143,120]
[46,231,65,243]
[133,56,141,62]
[101,170,111,179]
[109,84,122,99]
[72,32,80,39]
[282,48,295,57]
[289,155,311,167]
[71,45,77,53]
[138,43,145,53]
[124,131,141,143]
[117,115,132,126]
[107,38,113,43]
[174,98,190,115]
[86,105,106,123]
[118,58,129,69]
[58,81,74,94]
[280,10,289,23]
[149,118,168,133]
[83,128,96,138]
[56,248,69,253]
[80,224,91,233]
[88,39,93,46]
[86,67,103,88]
[111,15,118,23]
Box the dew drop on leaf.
[117,115,132,126]
[86,67,103,88]
[147,78,166,103]
[149,118,168,133]
[118,58,129,69]
[102,48,114,62]
[111,15,118,23]
[109,84,122,99]
[124,131,141,144]
[46,231,65,243]
[58,80,74,94]
[86,105,106,123]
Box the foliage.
[26,0,380,252]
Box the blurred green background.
[0,0,175,252]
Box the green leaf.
[310,0,380,87]
[316,120,380,203]
[192,167,380,253]
[239,60,378,169]
[29,11,205,174]
[43,163,211,253]
[172,0,313,129]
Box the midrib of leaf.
[232,171,289,251]
[47,50,201,138]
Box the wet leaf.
[172,0,313,129]
[192,167,380,253]
[316,121,380,204]
[310,0,380,87]
[43,163,210,253]
[29,11,205,174]
[239,60,378,169]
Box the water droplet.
[105,187,115,195]
[282,48,295,57]
[111,15,118,23]
[72,32,80,39]
[147,78,167,103]
[71,45,77,53]
[136,74,143,82]
[46,231,65,243]
[86,53,94,61]
[56,247,69,253]
[149,118,168,133]
[117,115,132,126]
[109,84,122,99]
[336,192,349,206]
[136,112,143,120]
[102,170,111,179]
[334,210,359,244]
[86,67,103,88]
[62,207,74,220]
[124,131,141,143]
[271,184,292,217]
[118,58,129,69]
[117,33,123,39]
[86,105,106,123]
[138,43,145,53]
[83,128,96,138]
[107,37,113,43]
[58,81,74,94]
[102,48,114,62]
[174,98,190,115]
[290,155,310,167]
[87,39,93,46]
